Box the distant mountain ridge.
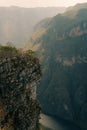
[64,2,87,18]
[67,2,87,11]
[0,6,66,46]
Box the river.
[39,114,81,130]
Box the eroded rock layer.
[0,54,41,130]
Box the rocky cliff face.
[27,6,87,130]
[0,54,41,130]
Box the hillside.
[26,3,87,130]
[0,6,66,46]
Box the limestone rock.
[0,54,41,130]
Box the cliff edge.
[0,46,41,130]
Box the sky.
[0,0,87,7]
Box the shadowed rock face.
[28,7,87,130]
[0,55,41,130]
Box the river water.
[39,114,81,130]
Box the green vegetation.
[0,45,36,59]
[0,46,18,59]
[26,50,35,55]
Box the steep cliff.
[26,4,87,130]
[0,46,41,130]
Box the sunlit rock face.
[0,55,41,130]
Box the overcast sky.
[0,0,87,7]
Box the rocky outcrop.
[0,54,41,130]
